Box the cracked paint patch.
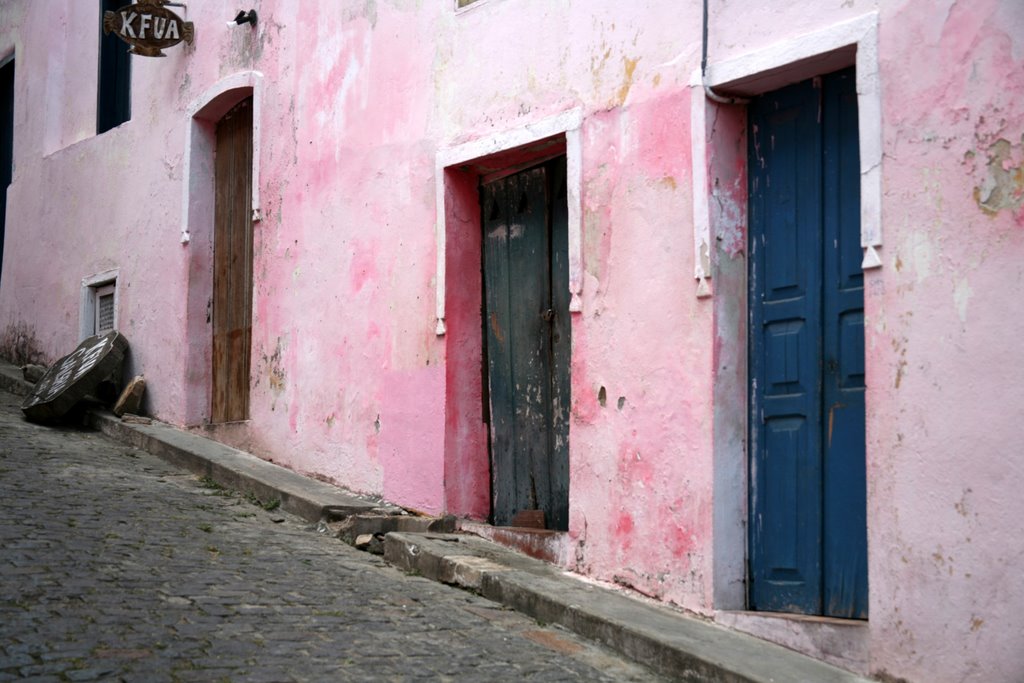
[617,56,640,105]
[712,176,746,257]
[263,337,287,399]
[970,137,1024,218]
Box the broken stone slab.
[366,534,385,555]
[321,504,385,521]
[439,555,509,591]
[331,514,413,543]
[353,533,386,555]
[21,364,46,383]
[22,331,128,423]
[333,513,458,546]
[370,506,407,516]
[429,515,458,533]
[113,375,145,417]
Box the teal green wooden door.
[482,158,571,531]
[0,59,12,287]
[748,68,867,618]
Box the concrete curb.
[85,409,377,523]
[384,532,872,683]
[0,362,376,523]
[0,363,32,396]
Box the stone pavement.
[0,389,663,683]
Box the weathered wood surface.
[113,375,146,417]
[483,158,571,531]
[748,68,867,619]
[211,98,254,423]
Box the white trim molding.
[434,108,584,336]
[689,69,713,297]
[699,12,883,271]
[181,70,264,244]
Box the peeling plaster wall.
[709,1,880,59]
[703,2,1024,680]
[866,1,1024,681]
[0,1,1021,680]
[568,87,713,607]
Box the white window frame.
[454,0,497,13]
[80,269,119,339]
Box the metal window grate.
[97,293,115,332]
[93,282,116,334]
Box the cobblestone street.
[0,391,659,682]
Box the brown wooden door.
[211,98,253,422]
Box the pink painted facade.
[1,1,1021,680]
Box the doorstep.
[457,519,567,564]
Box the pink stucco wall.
[0,1,1020,680]
[866,1,1024,680]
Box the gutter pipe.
[701,0,749,105]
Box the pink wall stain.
[663,498,698,561]
[616,438,655,489]
[349,240,379,294]
[568,326,601,426]
[614,511,634,547]
[379,368,445,515]
[441,167,490,520]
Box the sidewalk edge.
[384,532,873,683]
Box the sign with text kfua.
[103,0,195,57]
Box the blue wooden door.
[748,68,867,618]
[482,158,571,531]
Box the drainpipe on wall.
[701,0,749,105]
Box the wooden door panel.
[547,160,571,531]
[0,60,12,286]
[483,158,570,531]
[749,68,867,618]
[749,77,824,615]
[212,98,253,423]
[821,68,867,619]
[483,176,517,525]
[507,169,553,522]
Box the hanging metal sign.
[103,0,195,57]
